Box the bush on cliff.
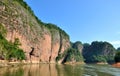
[63,48,84,62]
[0,34,25,60]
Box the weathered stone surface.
[0,0,70,63]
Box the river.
[0,64,120,76]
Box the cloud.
[109,41,120,45]
[109,41,120,48]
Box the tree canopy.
[83,41,116,63]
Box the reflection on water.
[0,64,120,76]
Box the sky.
[24,0,120,48]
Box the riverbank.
[96,62,108,65]
[0,59,120,68]
[112,62,120,68]
[64,61,85,65]
[0,60,40,67]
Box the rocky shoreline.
[112,62,120,68]
[0,59,120,68]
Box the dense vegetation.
[63,48,84,63]
[56,41,118,64]
[0,34,25,61]
[1,0,119,64]
[72,41,82,50]
[83,41,116,63]
[56,41,84,63]
[65,41,84,62]
[15,0,69,39]
[0,24,25,61]
[45,23,69,39]
[114,48,120,62]
[1,0,69,62]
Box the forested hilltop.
[0,0,120,64]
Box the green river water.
[0,64,120,76]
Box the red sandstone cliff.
[0,0,70,63]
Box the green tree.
[115,51,120,62]
[0,32,25,60]
[83,41,116,63]
[63,48,84,62]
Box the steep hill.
[0,0,70,63]
[60,41,84,64]
[83,41,116,63]
[0,0,118,64]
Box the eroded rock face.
[50,30,60,63]
[72,41,83,53]
[0,0,70,63]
